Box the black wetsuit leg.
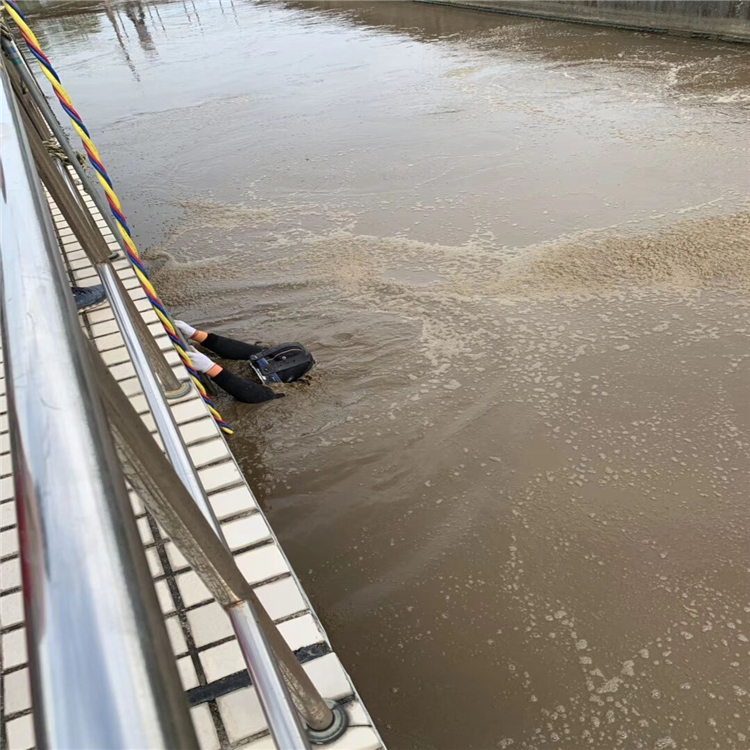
[212,369,281,403]
[202,333,264,360]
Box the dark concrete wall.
[415,1,750,43]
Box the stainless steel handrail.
[0,64,198,749]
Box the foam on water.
[149,203,750,748]
[152,206,750,374]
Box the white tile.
[180,418,218,444]
[136,516,152,543]
[123,275,142,290]
[305,653,353,701]
[73,271,100,285]
[110,360,136,381]
[1,527,19,556]
[140,413,156,434]
[145,547,163,578]
[189,439,230,468]
[169,368,191,387]
[1,626,27,669]
[0,185,381,748]
[64,248,87,261]
[128,394,148,415]
[62,240,84,254]
[165,615,188,654]
[345,700,372,727]
[89,319,120,337]
[326,726,381,750]
[200,638,244,682]
[150,431,165,453]
[100,345,130,366]
[152,329,171,344]
[172,398,209,425]
[4,667,32,713]
[209,485,257,520]
[191,703,220,750]
[0,591,24,627]
[118,377,144,398]
[165,388,200,409]
[1,555,21,592]
[235,545,289,586]
[5,713,34,750]
[187,602,234,648]
[177,570,212,608]
[0,499,16,527]
[219,691,377,749]
[254,578,307,622]
[154,579,175,615]
[242,735,276,749]
[164,349,182,366]
[86,306,115,325]
[68,256,93,271]
[217,685,266,742]
[130,492,145,517]
[2,475,14,502]
[222,514,270,551]
[198,461,244,495]
[242,726,381,750]
[278,614,324,652]
[177,654,200,691]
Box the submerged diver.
[175,320,314,404]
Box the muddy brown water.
[28,1,750,747]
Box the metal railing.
[0,41,347,750]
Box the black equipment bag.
[249,343,315,384]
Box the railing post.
[0,63,198,750]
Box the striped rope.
[4,0,233,435]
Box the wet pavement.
[26,1,750,748]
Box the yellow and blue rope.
[4,0,233,435]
